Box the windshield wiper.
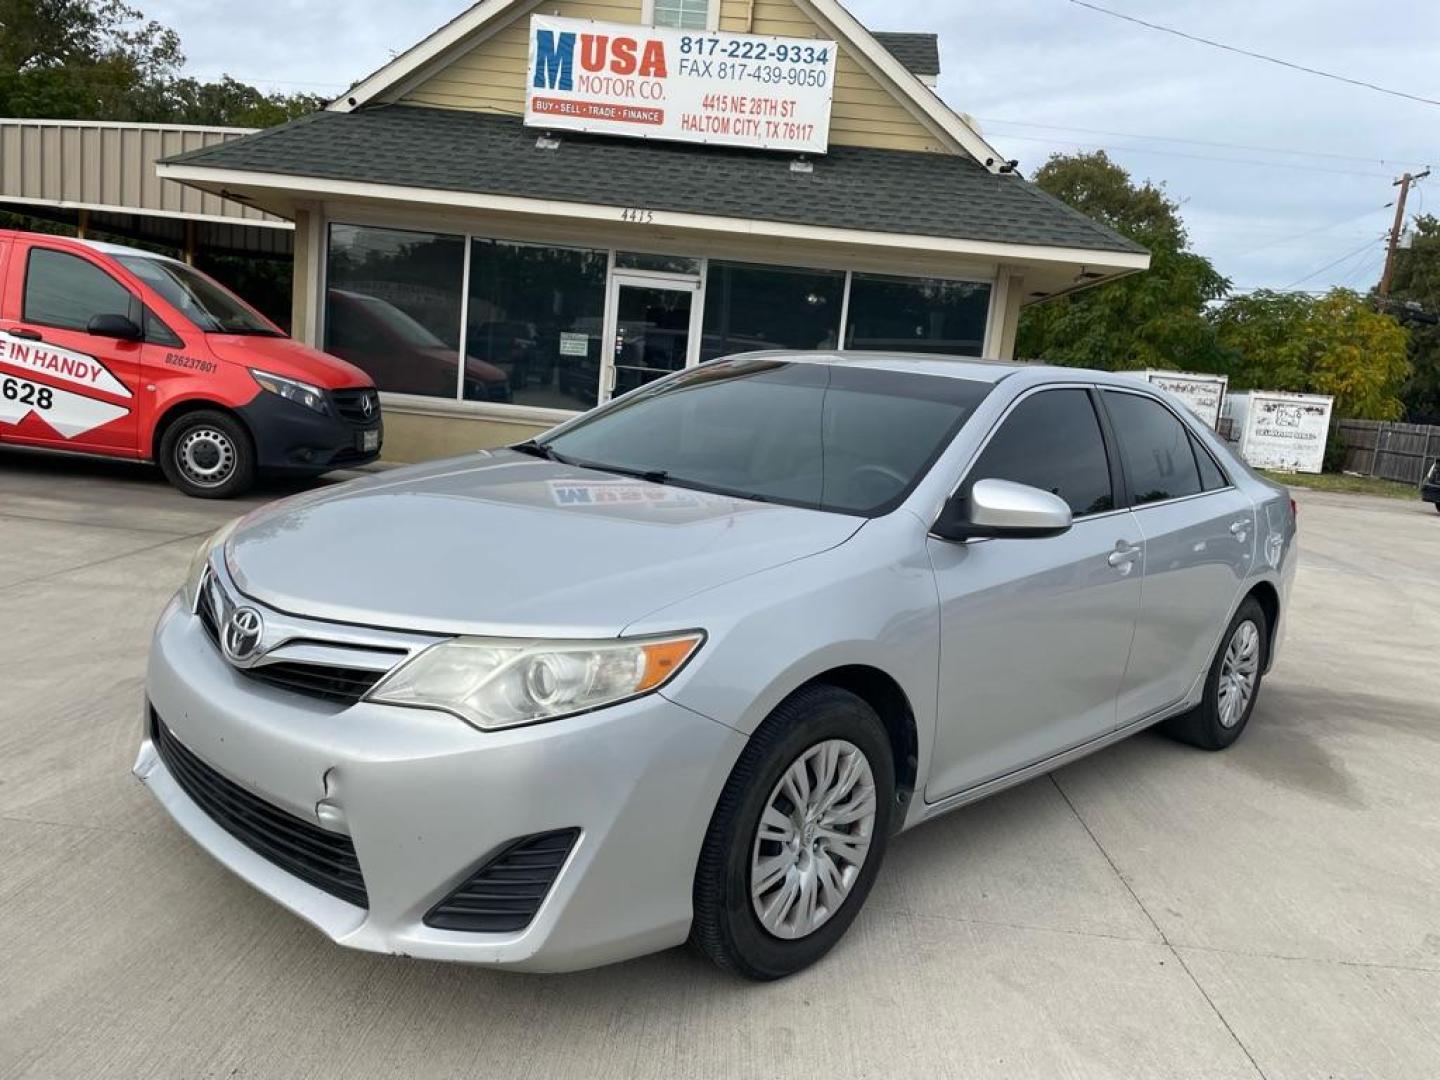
[512,440,572,465]
[212,327,284,337]
[570,458,670,484]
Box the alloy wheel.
[1217,619,1261,728]
[750,739,877,940]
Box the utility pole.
[1380,168,1430,297]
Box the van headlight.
[183,516,242,610]
[250,368,328,414]
[367,633,704,730]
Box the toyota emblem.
[222,606,264,663]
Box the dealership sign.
[525,15,838,154]
[1239,391,1333,475]
[1145,369,1227,430]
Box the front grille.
[425,829,579,933]
[246,661,387,704]
[151,712,369,908]
[331,388,380,425]
[197,573,396,706]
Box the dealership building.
[151,0,1147,461]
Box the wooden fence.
[1335,419,1440,485]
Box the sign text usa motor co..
[525,15,838,155]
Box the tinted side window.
[23,249,137,332]
[1104,391,1202,505]
[969,389,1114,517]
[1191,432,1229,491]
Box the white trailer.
[1238,390,1334,474]
[1145,369,1229,430]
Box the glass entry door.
[601,274,699,402]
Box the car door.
[0,242,145,455]
[925,386,1144,801]
[1099,388,1256,723]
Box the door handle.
[4,327,42,341]
[1229,520,1250,539]
[1108,544,1141,568]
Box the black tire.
[1163,596,1268,751]
[157,409,256,499]
[690,684,894,980]
[1433,502,1440,514]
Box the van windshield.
[117,256,280,336]
[539,357,991,516]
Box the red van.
[0,230,381,498]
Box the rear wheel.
[1163,596,1267,750]
[690,684,894,980]
[158,410,255,499]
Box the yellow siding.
[400,0,948,153]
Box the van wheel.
[158,410,255,499]
[1163,597,1268,751]
[690,684,894,980]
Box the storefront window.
[325,224,465,398]
[616,251,702,275]
[465,239,608,410]
[845,273,991,356]
[701,261,845,361]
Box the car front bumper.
[237,392,382,474]
[1422,481,1440,505]
[135,594,745,972]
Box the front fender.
[625,511,940,794]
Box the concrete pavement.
[1,450,1437,1079]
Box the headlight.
[182,516,242,610]
[250,368,328,414]
[367,632,704,730]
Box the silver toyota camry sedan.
[136,352,1296,979]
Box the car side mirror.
[932,478,1074,542]
[87,313,143,342]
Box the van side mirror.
[87,313,143,342]
[932,478,1074,542]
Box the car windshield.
[541,357,991,515]
[117,255,280,335]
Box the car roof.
[0,229,187,266]
[720,350,1155,388]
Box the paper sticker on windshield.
[0,334,132,398]
[0,373,130,438]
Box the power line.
[988,130,1396,179]
[1228,205,1393,259]
[1067,0,1440,108]
[974,117,1429,170]
[1281,236,1387,291]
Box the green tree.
[1016,151,1229,370]
[0,0,319,124]
[1385,213,1440,422]
[1210,288,1410,420]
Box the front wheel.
[158,410,256,499]
[690,684,894,980]
[1163,596,1268,750]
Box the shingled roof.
[161,106,1145,256]
[873,33,941,78]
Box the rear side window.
[23,248,138,332]
[968,388,1115,517]
[1191,432,1229,491]
[1103,391,1202,505]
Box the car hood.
[225,450,863,637]
[206,334,373,390]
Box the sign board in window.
[1145,369,1228,430]
[1239,391,1333,474]
[525,15,837,154]
[558,332,590,357]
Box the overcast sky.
[143,0,1439,294]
